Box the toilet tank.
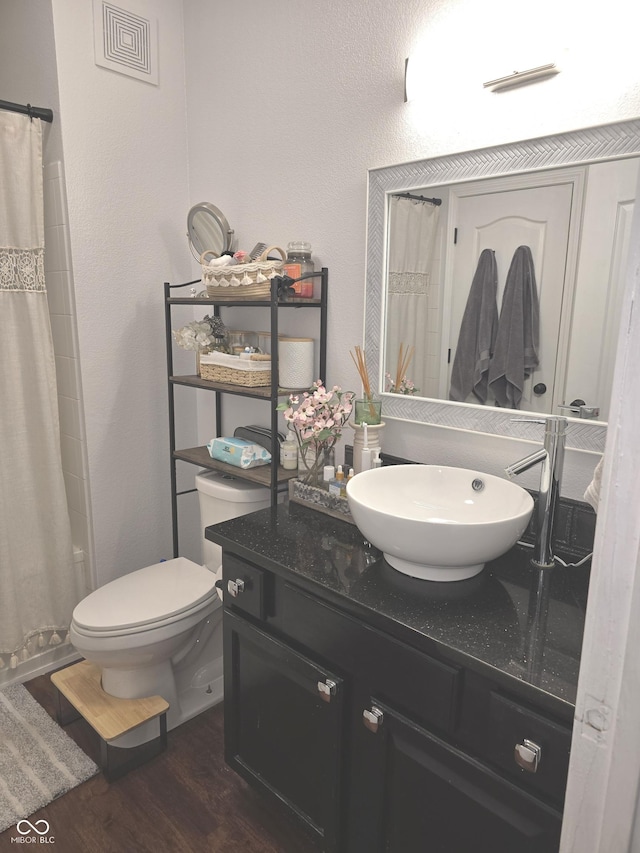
[195,470,271,571]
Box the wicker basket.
[201,246,286,299]
[199,351,271,387]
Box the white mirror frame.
[365,118,640,453]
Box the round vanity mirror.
[187,202,235,260]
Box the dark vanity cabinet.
[219,546,570,853]
[224,610,345,849]
[353,701,562,853]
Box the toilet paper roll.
[279,337,315,389]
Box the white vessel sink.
[346,464,534,582]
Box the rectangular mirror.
[364,119,640,452]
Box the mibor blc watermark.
[11,820,55,844]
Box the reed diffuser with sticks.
[349,345,381,424]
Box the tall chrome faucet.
[504,416,568,569]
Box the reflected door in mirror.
[447,180,574,413]
[381,154,638,422]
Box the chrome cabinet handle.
[317,679,337,703]
[363,706,384,733]
[227,578,245,597]
[514,739,542,773]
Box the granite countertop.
[206,502,590,720]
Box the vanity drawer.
[282,584,460,734]
[222,554,270,621]
[485,692,572,804]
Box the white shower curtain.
[0,111,77,677]
[386,196,440,394]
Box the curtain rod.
[0,99,53,123]
[393,191,442,206]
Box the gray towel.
[488,245,540,409]
[449,249,498,403]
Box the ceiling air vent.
[93,0,158,85]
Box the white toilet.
[69,470,271,746]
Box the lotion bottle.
[281,430,298,470]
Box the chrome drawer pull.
[514,739,542,773]
[363,707,384,733]
[317,679,337,703]
[227,578,245,597]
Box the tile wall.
[43,160,93,597]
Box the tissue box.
[207,437,271,469]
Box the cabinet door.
[224,610,345,851]
[356,698,562,853]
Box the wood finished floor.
[0,672,319,853]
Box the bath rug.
[0,683,98,833]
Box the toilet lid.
[72,557,217,633]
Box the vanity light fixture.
[483,63,560,92]
[404,57,412,102]
[404,55,431,102]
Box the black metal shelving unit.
[164,269,328,557]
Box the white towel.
[584,455,604,512]
[207,255,236,268]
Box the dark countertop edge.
[208,528,576,724]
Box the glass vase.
[297,442,336,487]
[354,396,382,425]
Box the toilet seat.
[72,557,218,638]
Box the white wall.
[51,0,192,585]
[183,0,640,501]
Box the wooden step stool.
[51,660,169,782]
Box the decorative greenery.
[172,315,228,352]
[278,382,355,484]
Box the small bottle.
[372,450,382,469]
[347,467,355,482]
[329,465,346,496]
[284,241,314,298]
[281,431,298,470]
